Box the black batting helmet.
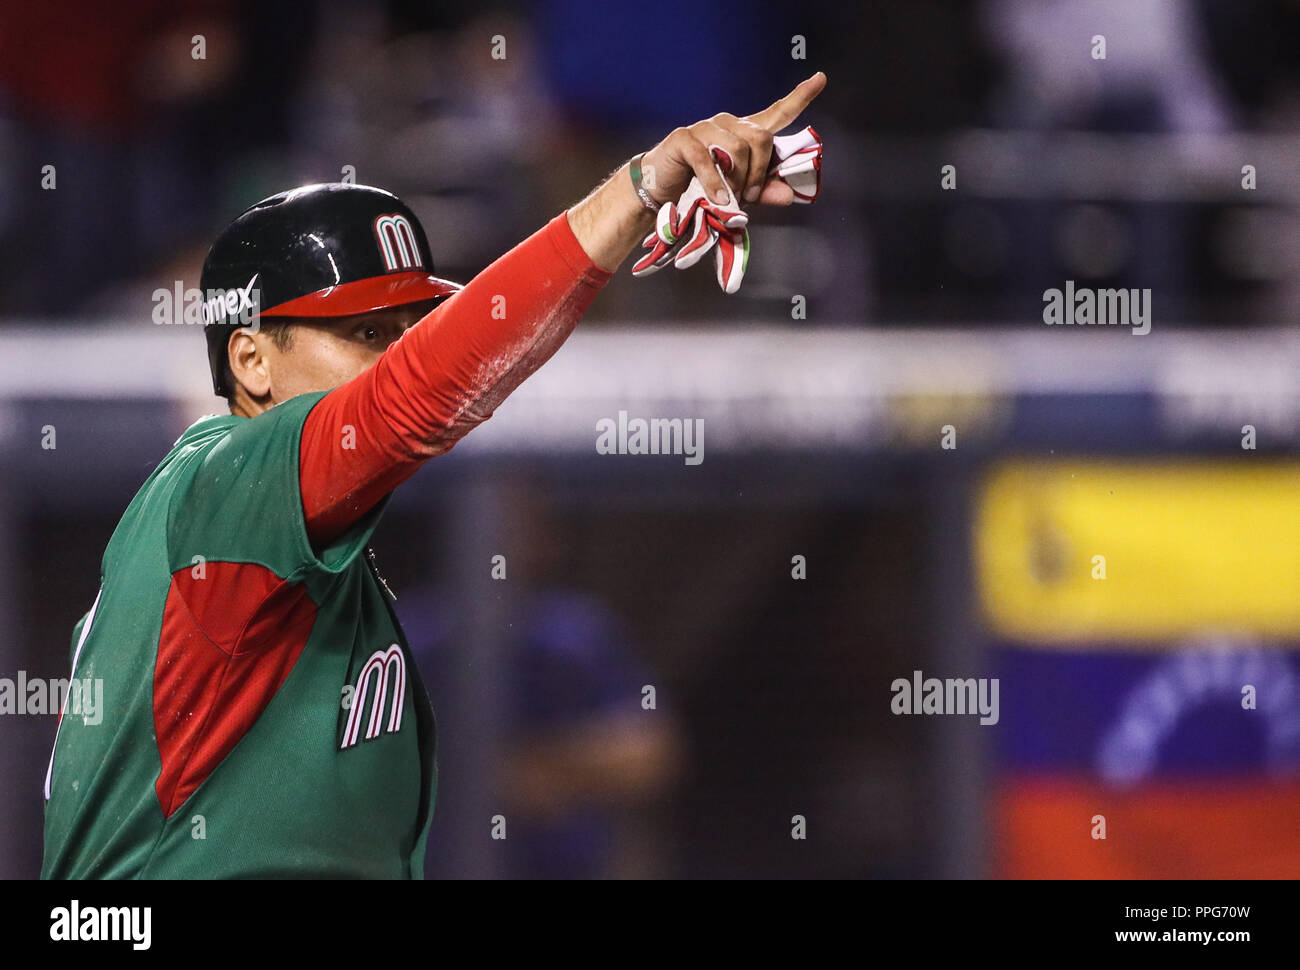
[200,182,462,397]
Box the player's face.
[263,300,439,403]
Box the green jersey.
[41,391,437,878]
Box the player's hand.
[639,71,827,210]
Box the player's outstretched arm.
[297,72,827,548]
[298,210,610,547]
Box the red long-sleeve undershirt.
[298,210,612,548]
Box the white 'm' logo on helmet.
[373,214,423,271]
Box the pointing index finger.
[746,71,827,134]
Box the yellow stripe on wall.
[975,461,1300,644]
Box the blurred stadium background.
[2,0,1300,879]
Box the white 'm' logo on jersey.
[373,214,423,271]
[341,644,406,749]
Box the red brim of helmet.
[261,271,462,318]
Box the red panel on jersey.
[154,562,317,818]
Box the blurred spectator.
[0,0,319,317]
[404,586,679,878]
[400,480,680,879]
[978,0,1234,320]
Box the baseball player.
[41,72,826,878]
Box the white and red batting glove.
[632,124,823,293]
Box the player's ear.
[227,328,273,400]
